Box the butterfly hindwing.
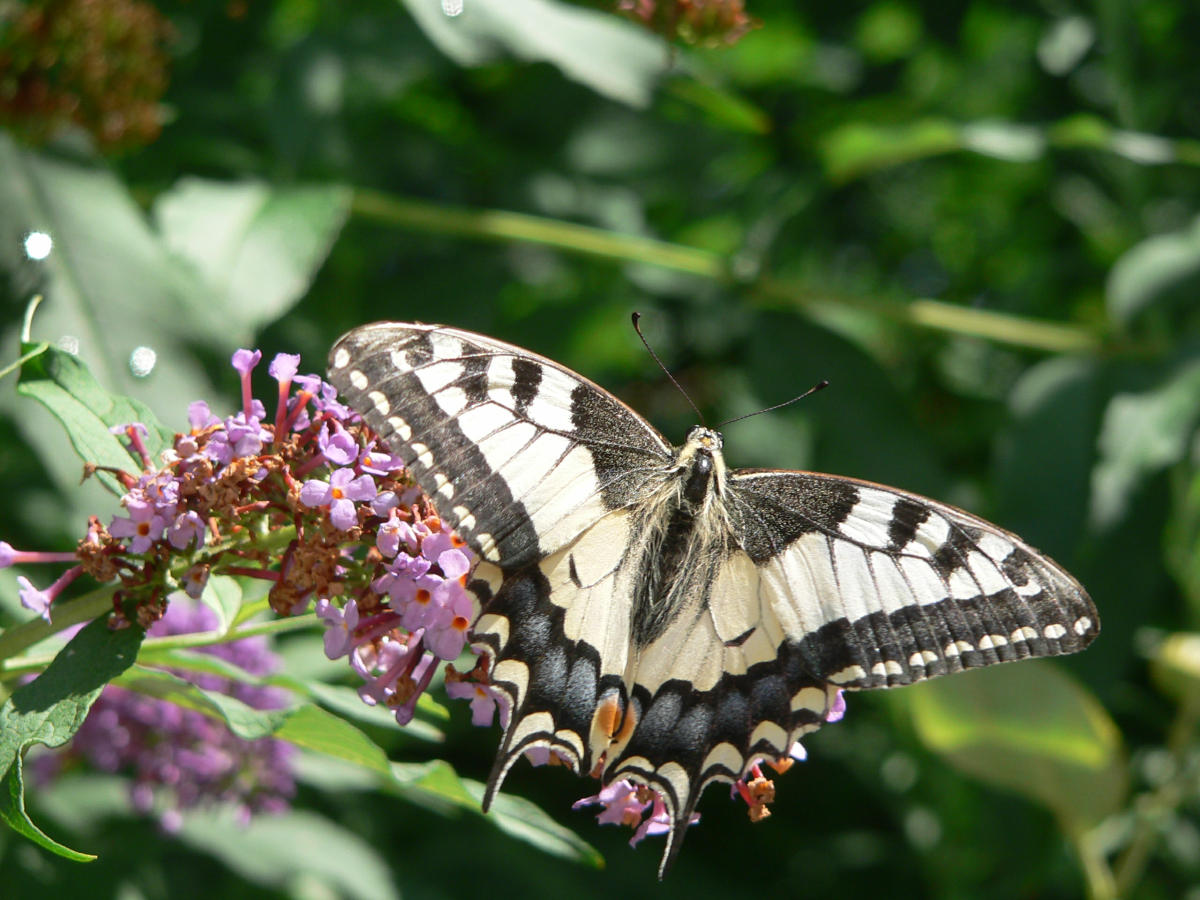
[472,509,637,788]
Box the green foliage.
[1,0,1199,897]
[906,662,1126,837]
[15,342,174,496]
[0,617,144,859]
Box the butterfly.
[328,321,1099,876]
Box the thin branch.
[352,188,1103,355]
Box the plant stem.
[352,189,1103,354]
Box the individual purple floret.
[574,779,700,848]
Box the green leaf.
[664,78,771,135]
[855,0,923,61]
[996,356,1100,554]
[904,661,1127,835]
[15,343,174,496]
[390,759,479,811]
[0,136,214,412]
[1166,464,1200,617]
[275,704,394,778]
[819,118,961,181]
[113,666,287,738]
[399,0,666,108]
[1149,632,1200,702]
[463,778,603,867]
[24,773,131,836]
[2,757,93,862]
[176,808,400,900]
[197,575,243,635]
[0,138,215,529]
[0,616,144,859]
[153,179,351,345]
[136,646,449,743]
[1107,215,1200,324]
[114,666,397,777]
[297,680,446,743]
[959,120,1047,162]
[1090,357,1200,529]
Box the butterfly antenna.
[715,380,830,429]
[631,312,706,425]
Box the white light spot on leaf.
[24,231,52,260]
[129,346,157,378]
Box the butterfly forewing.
[329,323,672,568]
[329,321,1099,879]
[726,471,1097,690]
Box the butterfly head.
[684,425,723,452]
[678,426,727,509]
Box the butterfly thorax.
[627,426,732,648]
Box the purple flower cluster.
[34,598,295,830]
[6,347,379,828]
[312,506,487,726]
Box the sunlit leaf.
[153,179,351,345]
[398,0,666,108]
[16,343,174,496]
[113,667,396,778]
[113,666,288,739]
[177,808,400,900]
[1149,632,1200,702]
[820,119,960,181]
[275,704,394,778]
[0,136,214,409]
[905,661,1126,834]
[197,575,243,635]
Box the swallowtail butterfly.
[328,321,1098,875]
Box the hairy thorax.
[628,426,733,648]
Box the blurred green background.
[2,0,1199,897]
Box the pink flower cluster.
[312,503,498,727]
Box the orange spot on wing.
[595,697,622,738]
